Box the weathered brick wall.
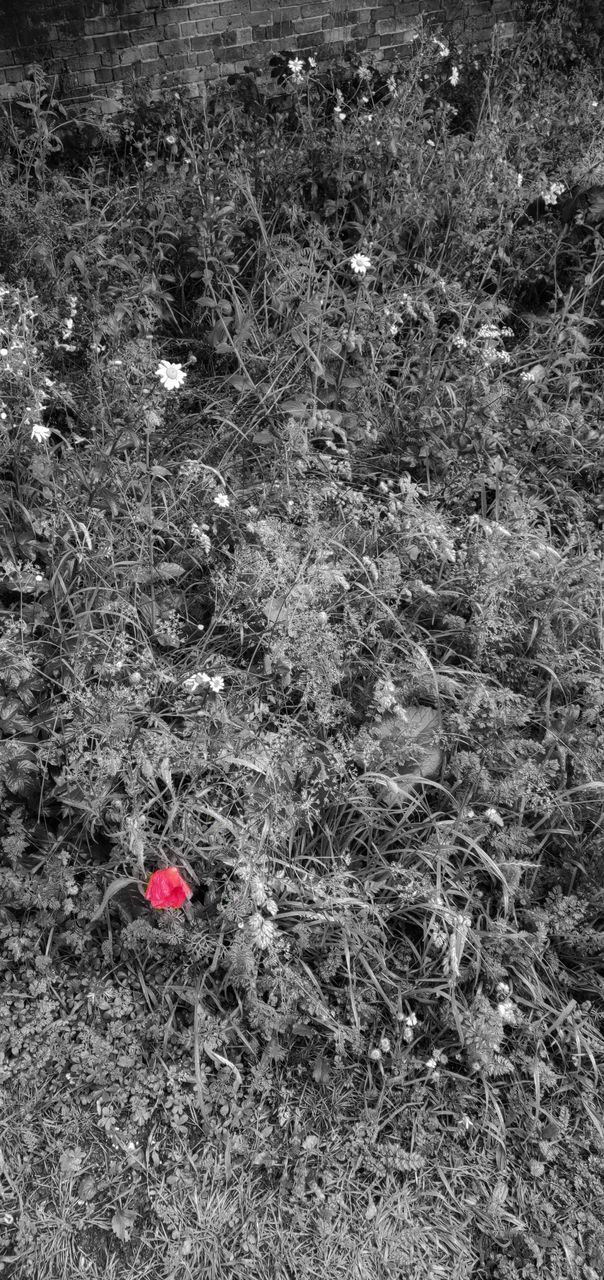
[0,0,515,115]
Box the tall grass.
[0,7,603,1278]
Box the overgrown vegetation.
[0,6,603,1277]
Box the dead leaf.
[111,1208,137,1242]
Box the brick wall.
[0,0,515,115]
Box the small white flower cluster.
[334,88,347,122]
[369,1037,391,1062]
[485,806,504,827]
[401,1011,418,1043]
[475,323,513,367]
[449,66,460,87]
[498,997,518,1025]
[288,57,305,83]
[55,294,78,353]
[356,64,373,81]
[182,671,225,694]
[288,55,316,82]
[541,179,566,207]
[433,36,450,58]
[179,457,205,481]
[372,676,399,714]
[426,1047,448,1073]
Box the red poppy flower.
[145,867,192,909]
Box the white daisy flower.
[350,252,372,276]
[156,360,187,391]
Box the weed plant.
[0,5,603,1278]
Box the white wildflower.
[308,56,317,69]
[207,675,224,693]
[498,998,518,1025]
[449,66,460,86]
[379,1037,391,1054]
[31,423,51,443]
[485,807,504,827]
[350,252,372,277]
[542,180,565,206]
[213,492,230,509]
[183,671,212,694]
[288,57,305,83]
[156,360,187,391]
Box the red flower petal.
[145,867,192,909]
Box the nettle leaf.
[0,698,35,736]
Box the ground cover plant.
[0,3,604,1276]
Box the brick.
[93,31,132,52]
[375,17,397,33]
[299,15,330,32]
[139,57,163,72]
[119,45,143,64]
[191,23,227,43]
[67,53,103,71]
[0,48,15,67]
[2,66,27,83]
[159,51,192,68]
[85,17,122,36]
[189,3,221,16]
[155,7,191,24]
[219,0,250,13]
[156,37,188,55]
[123,10,156,30]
